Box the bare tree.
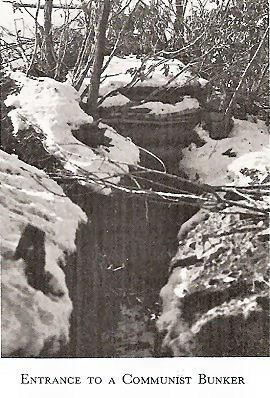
[173,0,187,46]
[43,0,56,73]
[86,0,111,116]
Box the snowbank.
[0,150,86,356]
[5,72,140,194]
[180,119,269,185]
[157,118,269,356]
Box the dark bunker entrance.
[62,119,199,357]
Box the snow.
[5,72,140,194]
[159,117,269,357]
[191,295,260,334]
[228,147,270,185]
[81,55,208,98]
[100,93,130,108]
[131,96,200,115]
[0,150,87,356]
[180,119,269,186]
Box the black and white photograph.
[0,0,269,371]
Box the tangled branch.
[47,144,269,220]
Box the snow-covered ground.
[180,119,269,186]
[0,150,86,356]
[5,72,140,194]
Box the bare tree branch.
[3,0,83,9]
[27,0,41,75]
[225,27,268,115]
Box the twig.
[225,27,268,115]
[136,145,167,173]
[101,24,125,74]
[3,1,82,9]
[27,0,41,76]
[110,0,137,19]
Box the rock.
[202,111,234,139]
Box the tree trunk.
[174,0,186,47]
[87,0,111,116]
[43,0,56,73]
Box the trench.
[60,118,200,357]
